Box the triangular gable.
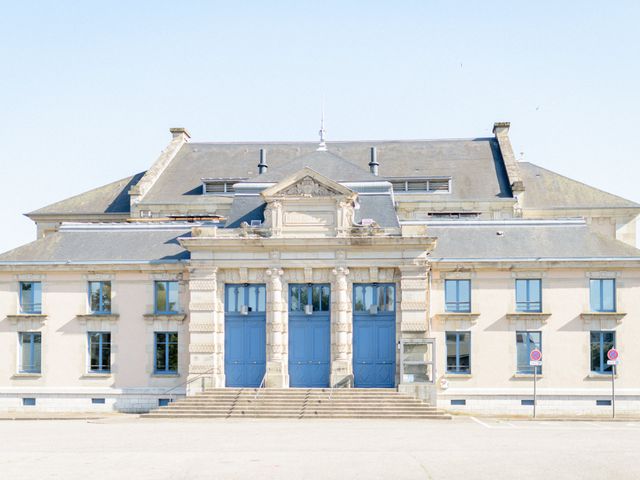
[261,167,356,199]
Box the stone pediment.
[260,168,357,237]
[261,168,355,200]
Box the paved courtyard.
[1,416,639,479]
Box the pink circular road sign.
[607,348,619,361]
[530,349,542,362]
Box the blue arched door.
[224,284,266,387]
[288,284,331,387]
[353,283,396,388]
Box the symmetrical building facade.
[1,122,639,415]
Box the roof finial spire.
[317,100,327,151]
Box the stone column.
[398,263,435,399]
[187,266,224,394]
[331,267,352,385]
[398,264,430,335]
[265,268,288,387]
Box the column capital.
[265,267,284,277]
[332,266,350,277]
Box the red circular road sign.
[530,349,542,362]
[607,348,619,361]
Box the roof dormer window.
[390,178,451,194]
[202,178,247,195]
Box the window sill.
[144,313,186,324]
[152,373,180,378]
[81,373,112,378]
[506,312,551,323]
[444,373,472,378]
[6,314,47,325]
[12,373,42,378]
[587,373,618,380]
[434,312,480,323]
[580,312,626,324]
[77,314,119,323]
[512,374,544,379]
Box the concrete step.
[143,413,451,419]
[145,387,443,419]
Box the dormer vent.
[258,148,268,175]
[369,147,379,176]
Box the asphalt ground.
[1,416,638,479]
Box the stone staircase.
[142,388,451,419]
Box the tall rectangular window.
[515,279,542,312]
[155,281,179,314]
[19,332,41,373]
[88,332,111,373]
[516,331,541,374]
[445,280,471,313]
[590,331,615,374]
[19,282,42,314]
[89,281,111,314]
[446,332,471,374]
[155,332,178,374]
[590,279,615,312]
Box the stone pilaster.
[331,266,352,385]
[265,268,288,387]
[398,264,430,335]
[187,266,224,394]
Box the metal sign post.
[607,348,619,419]
[529,349,543,419]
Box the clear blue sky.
[1,1,639,252]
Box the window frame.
[515,331,542,374]
[515,279,542,313]
[18,332,42,374]
[154,331,179,375]
[225,284,267,314]
[445,331,471,374]
[154,281,180,314]
[88,281,112,314]
[590,331,616,374]
[444,279,471,313]
[288,284,331,313]
[87,331,111,374]
[589,278,616,313]
[19,281,42,314]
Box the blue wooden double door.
[353,283,396,388]
[288,284,331,387]
[224,284,266,387]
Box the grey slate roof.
[0,227,190,264]
[519,163,640,209]
[28,173,145,216]
[244,150,379,183]
[356,195,400,228]
[141,139,512,204]
[427,221,640,260]
[225,197,266,228]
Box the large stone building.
[1,122,639,415]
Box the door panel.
[353,283,396,388]
[288,284,331,388]
[224,284,266,387]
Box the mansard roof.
[519,163,640,210]
[1,220,638,266]
[141,138,511,204]
[27,173,145,217]
[427,220,640,261]
[0,224,190,264]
